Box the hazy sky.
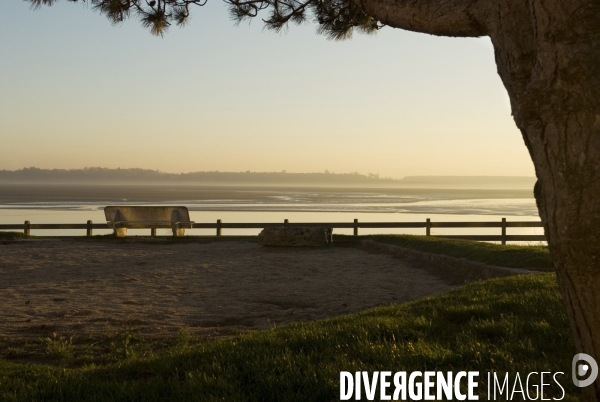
[0,1,535,178]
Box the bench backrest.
[104,206,192,224]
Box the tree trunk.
[491,1,600,399]
[523,100,600,400]
[353,0,600,399]
[527,110,600,401]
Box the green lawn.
[0,273,577,401]
[351,234,552,270]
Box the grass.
[350,234,552,270]
[0,273,577,401]
[0,231,34,240]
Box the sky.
[0,1,536,178]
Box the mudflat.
[0,239,457,339]
[0,183,534,204]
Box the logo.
[572,353,598,388]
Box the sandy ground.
[0,239,457,339]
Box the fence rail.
[0,218,545,244]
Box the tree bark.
[353,0,600,399]
[513,3,600,400]
[492,3,600,397]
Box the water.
[0,186,544,241]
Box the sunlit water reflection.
[0,197,544,243]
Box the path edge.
[359,240,536,281]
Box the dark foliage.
[26,0,383,39]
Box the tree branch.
[351,0,487,37]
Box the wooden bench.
[104,206,195,237]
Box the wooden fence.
[0,218,545,245]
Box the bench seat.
[104,206,195,237]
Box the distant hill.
[0,167,398,186]
[0,168,536,187]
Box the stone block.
[258,227,333,246]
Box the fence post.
[24,220,30,236]
[353,219,358,236]
[426,218,431,236]
[151,228,157,237]
[501,218,507,245]
[87,220,93,237]
[284,219,289,228]
[216,219,222,236]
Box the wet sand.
[0,183,534,204]
[0,239,457,338]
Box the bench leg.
[114,228,127,237]
[172,227,185,237]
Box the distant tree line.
[0,167,399,185]
[0,168,535,186]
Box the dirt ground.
[0,239,458,339]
